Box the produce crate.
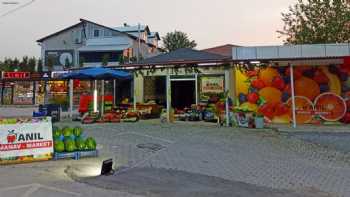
[53,152,79,160]
[78,150,99,159]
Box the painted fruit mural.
[235,64,349,124]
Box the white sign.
[0,118,53,159]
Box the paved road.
[1,120,348,196]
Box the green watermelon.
[65,139,76,152]
[73,127,83,137]
[85,137,96,150]
[75,138,85,151]
[53,129,61,139]
[52,126,60,132]
[63,127,73,138]
[54,140,65,153]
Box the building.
[202,44,239,58]
[37,19,162,71]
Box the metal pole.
[69,79,73,118]
[101,80,105,116]
[166,74,171,122]
[290,65,297,128]
[113,79,116,107]
[133,72,137,111]
[225,69,230,127]
[195,73,198,105]
[137,23,141,62]
[93,80,98,113]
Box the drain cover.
[137,143,164,151]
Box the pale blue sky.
[0,0,296,59]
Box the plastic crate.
[54,152,79,160]
[78,150,98,158]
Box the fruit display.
[235,64,349,124]
[52,126,97,153]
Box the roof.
[125,48,230,67]
[114,25,150,35]
[232,43,350,61]
[37,22,83,42]
[202,44,239,58]
[148,32,161,40]
[36,19,158,48]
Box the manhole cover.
[136,143,164,151]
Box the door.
[171,80,195,110]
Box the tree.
[20,56,29,71]
[37,58,43,72]
[101,54,110,66]
[162,31,197,52]
[27,57,36,72]
[278,0,350,44]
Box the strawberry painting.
[7,130,16,143]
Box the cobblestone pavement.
[2,120,350,196]
[58,121,350,196]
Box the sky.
[0,0,296,60]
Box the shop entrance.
[171,80,196,110]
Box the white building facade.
[37,19,162,71]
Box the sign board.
[51,71,69,79]
[2,72,30,79]
[0,117,53,164]
[201,76,224,94]
[31,72,51,80]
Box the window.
[93,29,100,38]
[104,30,112,37]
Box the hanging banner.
[201,76,224,94]
[0,117,53,164]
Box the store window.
[2,82,13,105]
[35,81,46,105]
[13,81,34,105]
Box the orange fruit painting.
[258,67,280,86]
[314,93,346,122]
[294,77,320,101]
[286,96,314,124]
[258,87,282,103]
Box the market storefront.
[232,44,350,127]
[127,48,233,122]
[0,72,50,106]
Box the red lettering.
[0,141,52,151]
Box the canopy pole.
[113,79,116,108]
[133,73,137,111]
[93,80,98,113]
[166,74,171,122]
[290,64,297,128]
[101,80,105,116]
[69,79,74,119]
[225,69,230,127]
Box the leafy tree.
[278,0,350,44]
[37,58,43,72]
[28,57,36,72]
[101,54,110,66]
[162,31,197,52]
[20,56,29,71]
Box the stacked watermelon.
[52,126,97,153]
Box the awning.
[61,67,131,80]
[78,45,130,52]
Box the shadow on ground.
[66,165,332,197]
